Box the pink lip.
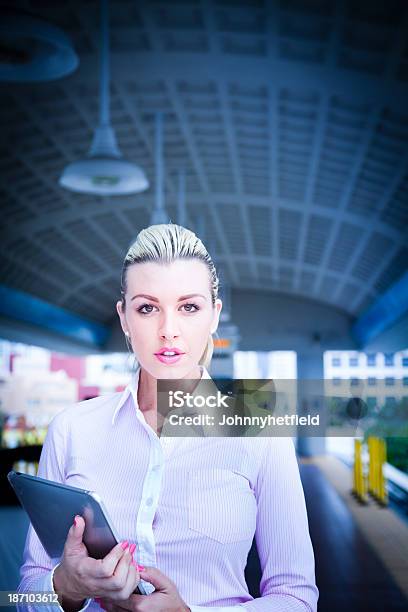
[155,347,184,355]
[155,353,184,365]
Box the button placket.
[134,422,164,579]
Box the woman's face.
[116,258,222,379]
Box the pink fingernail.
[129,543,136,555]
[131,560,144,571]
[121,540,129,549]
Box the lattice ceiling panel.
[0,0,407,325]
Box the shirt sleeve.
[237,436,319,612]
[16,411,92,612]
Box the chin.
[156,368,181,379]
[153,360,199,380]
[151,361,184,378]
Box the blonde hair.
[120,223,219,370]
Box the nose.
[159,311,180,341]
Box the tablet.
[8,471,150,595]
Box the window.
[385,396,396,406]
[368,377,376,386]
[349,357,358,367]
[385,377,394,386]
[366,353,376,366]
[366,397,377,409]
[332,377,341,385]
[384,353,394,366]
[350,377,360,386]
[402,357,408,367]
[403,377,408,386]
[332,357,341,367]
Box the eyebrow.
[130,293,207,302]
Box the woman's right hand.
[53,515,141,610]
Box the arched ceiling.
[1,0,407,327]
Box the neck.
[137,364,203,412]
[137,368,157,413]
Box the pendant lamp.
[59,0,148,196]
[0,8,78,82]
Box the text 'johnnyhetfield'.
[168,413,320,428]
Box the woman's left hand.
[96,567,190,612]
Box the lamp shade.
[59,124,148,195]
[59,157,149,196]
[0,9,78,82]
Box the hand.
[98,566,190,612]
[53,516,141,607]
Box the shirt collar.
[111,364,212,425]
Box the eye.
[137,302,200,315]
[181,303,200,313]
[137,303,158,314]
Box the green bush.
[363,398,408,473]
[385,438,408,473]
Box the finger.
[64,515,87,556]
[79,553,136,596]
[115,563,141,602]
[105,549,134,593]
[94,541,130,579]
[138,567,170,591]
[107,559,139,602]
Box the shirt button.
[146,497,153,506]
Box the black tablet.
[8,471,149,595]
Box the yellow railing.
[352,439,368,503]
[352,436,387,506]
[368,436,388,506]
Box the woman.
[18,223,319,612]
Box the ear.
[116,300,128,335]
[211,299,223,334]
